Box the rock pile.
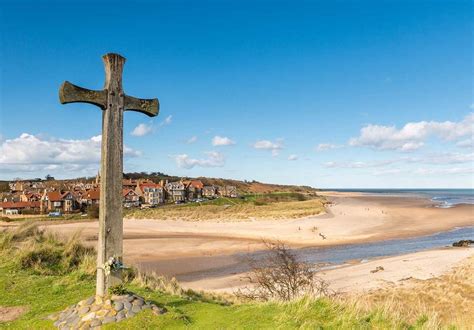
[51,293,166,329]
[452,239,474,247]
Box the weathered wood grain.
[59,81,107,109]
[96,53,126,296]
[124,95,159,117]
[58,53,159,297]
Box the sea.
[323,188,474,208]
[297,188,474,265]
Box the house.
[9,181,29,193]
[135,182,164,205]
[220,186,238,198]
[184,180,204,200]
[40,191,78,213]
[2,193,21,203]
[165,181,187,202]
[83,190,100,206]
[122,178,139,190]
[123,189,140,208]
[202,185,218,198]
[19,192,41,202]
[0,201,41,215]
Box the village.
[0,175,238,216]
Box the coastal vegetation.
[125,192,326,221]
[1,223,469,328]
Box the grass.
[356,255,474,327]
[126,193,326,221]
[0,265,417,329]
[0,213,89,223]
[0,223,450,329]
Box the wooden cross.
[59,53,159,296]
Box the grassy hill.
[123,172,318,195]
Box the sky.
[0,0,473,188]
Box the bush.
[87,205,99,219]
[236,241,331,301]
[0,216,12,222]
[19,247,63,274]
[108,283,128,295]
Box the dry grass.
[350,255,474,328]
[126,199,326,222]
[0,222,96,276]
[130,270,235,305]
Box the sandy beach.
[27,191,474,293]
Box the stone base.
[50,293,166,329]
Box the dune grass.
[126,193,326,222]
[355,255,474,327]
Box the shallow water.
[141,226,474,282]
[325,188,474,207]
[295,226,474,266]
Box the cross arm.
[124,95,159,117]
[59,81,107,109]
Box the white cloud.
[349,113,474,151]
[414,167,474,175]
[131,123,153,136]
[413,152,474,165]
[316,143,343,151]
[0,133,141,173]
[456,137,474,149]
[324,152,474,169]
[186,136,198,144]
[253,139,284,156]
[162,115,172,126]
[212,136,235,146]
[288,154,298,161]
[174,151,225,169]
[132,115,172,137]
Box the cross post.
[59,53,159,296]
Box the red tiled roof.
[190,180,204,189]
[183,180,204,189]
[25,193,40,199]
[137,183,162,192]
[45,191,72,201]
[46,191,63,202]
[122,189,137,197]
[0,201,40,209]
[86,190,100,200]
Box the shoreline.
[4,191,472,294]
[179,246,474,294]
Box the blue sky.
[0,0,473,188]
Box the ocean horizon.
[321,188,474,208]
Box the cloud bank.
[349,113,474,151]
[0,133,140,173]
